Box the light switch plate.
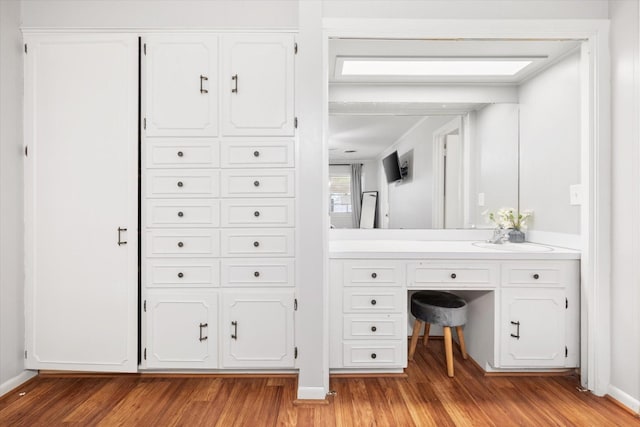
[569,184,582,205]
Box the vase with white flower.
[486,208,533,243]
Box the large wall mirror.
[328,38,582,230]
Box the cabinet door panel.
[145,291,218,368]
[24,34,138,372]
[500,288,566,367]
[222,34,295,136]
[145,35,218,136]
[222,290,295,368]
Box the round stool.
[409,291,468,377]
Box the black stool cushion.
[411,291,467,327]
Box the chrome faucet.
[488,228,509,244]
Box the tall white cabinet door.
[145,291,218,369]
[222,34,295,136]
[222,290,295,368]
[500,288,566,367]
[24,34,138,372]
[144,35,218,136]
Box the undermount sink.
[472,241,554,252]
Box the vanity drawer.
[220,199,294,228]
[146,229,220,257]
[343,288,405,313]
[220,229,294,257]
[343,260,403,287]
[221,170,294,198]
[220,140,294,168]
[407,262,498,288]
[146,139,219,168]
[146,199,220,228]
[342,341,404,367]
[145,259,220,287]
[343,314,404,340]
[221,258,294,287]
[146,169,220,198]
[501,262,568,287]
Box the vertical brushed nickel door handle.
[232,74,238,93]
[200,75,208,94]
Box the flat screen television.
[382,151,405,183]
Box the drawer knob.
[371,326,377,332]
[371,272,377,279]
[253,150,260,157]
[253,241,260,247]
[177,181,184,188]
[177,272,184,278]
[177,241,184,248]
[371,353,377,359]
[253,180,260,187]
[177,151,184,157]
[254,271,260,278]
[254,211,260,217]
[533,274,540,280]
[177,211,184,217]
[450,273,457,279]
[370,299,377,306]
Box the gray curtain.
[350,163,363,228]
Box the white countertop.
[329,240,581,260]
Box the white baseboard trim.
[297,386,327,400]
[607,384,640,413]
[0,370,38,397]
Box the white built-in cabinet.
[24,34,139,372]
[141,32,297,371]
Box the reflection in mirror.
[329,105,519,229]
[360,191,378,229]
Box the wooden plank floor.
[1,343,638,426]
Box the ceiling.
[328,38,582,162]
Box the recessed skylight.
[340,58,534,77]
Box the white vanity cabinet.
[498,262,580,368]
[221,290,296,368]
[145,290,219,369]
[329,248,580,373]
[221,34,296,136]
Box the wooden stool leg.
[409,320,423,361]
[456,326,468,360]
[443,326,454,377]
[422,323,431,347]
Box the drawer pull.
[177,181,184,188]
[253,150,260,157]
[177,241,184,248]
[533,274,540,280]
[253,241,260,247]
[177,151,184,157]
[371,326,377,332]
[371,272,377,279]
[177,211,184,217]
[510,321,521,339]
[254,180,260,187]
[450,273,457,279]
[254,211,260,217]
[177,272,184,278]
[371,353,377,359]
[254,271,260,278]
[199,323,208,341]
[370,299,377,306]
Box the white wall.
[518,52,582,234]
[469,104,519,227]
[609,0,640,412]
[0,0,33,395]
[323,0,608,19]
[380,116,452,229]
[21,0,297,28]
